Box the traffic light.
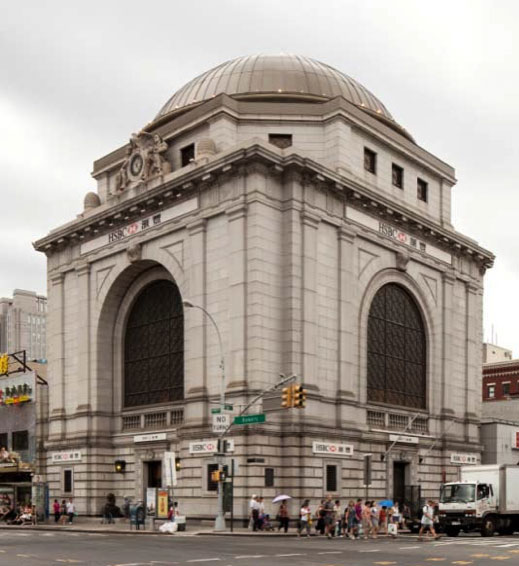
[0,354,8,375]
[281,385,293,409]
[114,460,126,473]
[211,469,221,483]
[175,457,181,472]
[293,384,307,408]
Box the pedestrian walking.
[418,500,441,540]
[345,500,358,539]
[333,499,342,537]
[361,500,371,539]
[60,500,67,525]
[298,499,312,537]
[370,501,379,538]
[379,505,388,535]
[66,498,75,524]
[52,499,61,523]
[277,501,290,533]
[323,494,334,539]
[315,500,326,535]
[250,495,261,531]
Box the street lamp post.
[182,300,226,531]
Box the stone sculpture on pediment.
[115,131,172,192]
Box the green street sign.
[224,404,233,411]
[233,414,266,425]
[211,408,221,414]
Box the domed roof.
[156,54,407,136]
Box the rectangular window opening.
[12,430,28,451]
[265,467,275,488]
[207,463,218,492]
[392,163,404,188]
[181,143,195,167]
[503,382,511,396]
[325,464,337,492]
[0,433,7,450]
[63,469,73,494]
[364,147,377,174]
[487,385,495,399]
[417,178,428,202]
[268,134,292,149]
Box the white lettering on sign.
[80,197,199,255]
[345,207,452,264]
[312,441,354,457]
[450,453,479,465]
[51,450,82,464]
[189,439,235,454]
[212,414,231,433]
[134,433,167,443]
[389,434,419,444]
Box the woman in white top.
[298,499,312,537]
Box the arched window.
[124,280,184,407]
[367,283,426,409]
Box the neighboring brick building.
[482,349,519,401]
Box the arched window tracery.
[367,283,426,409]
[124,279,184,407]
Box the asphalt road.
[1,531,519,566]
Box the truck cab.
[439,481,496,536]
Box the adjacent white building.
[0,290,47,361]
[34,54,494,517]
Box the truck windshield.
[440,484,475,503]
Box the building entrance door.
[146,461,162,488]
[393,462,408,503]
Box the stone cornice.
[34,143,494,271]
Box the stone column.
[75,263,91,414]
[301,210,320,387]
[226,202,247,389]
[48,272,65,440]
[185,219,207,423]
[440,271,456,433]
[465,281,481,441]
[337,225,357,424]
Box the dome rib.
[155,54,409,138]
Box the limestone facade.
[34,57,494,517]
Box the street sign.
[212,413,231,433]
[233,414,266,425]
[211,408,221,414]
[224,404,233,411]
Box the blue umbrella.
[378,499,394,507]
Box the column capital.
[50,272,65,286]
[187,218,207,236]
[337,225,356,243]
[226,202,247,222]
[442,269,456,285]
[301,210,320,228]
[75,262,91,277]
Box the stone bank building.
[35,55,494,517]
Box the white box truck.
[439,465,519,537]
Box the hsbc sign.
[189,439,235,455]
[312,441,354,457]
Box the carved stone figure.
[115,131,171,192]
[127,243,142,263]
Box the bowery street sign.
[234,414,266,425]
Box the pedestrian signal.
[281,385,293,409]
[0,354,8,375]
[211,470,221,483]
[293,385,307,408]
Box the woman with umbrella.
[272,494,291,533]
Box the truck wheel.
[445,527,460,537]
[481,516,497,537]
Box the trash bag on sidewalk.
[160,521,178,534]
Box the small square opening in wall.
[181,143,195,167]
[265,467,274,487]
[364,147,377,174]
[268,134,292,149]
[12,430,28,451]
[417,178,428,202]
[392,163,404,188]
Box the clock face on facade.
[129,153,144,177]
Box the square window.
[180,143,195,167]
[265,467,274,488]
[268,134,292,149]
[207,463,218,492]
[364,148,377,174]
[488,385,495,399]
[12,430,28,451]
[417,178,428,202]
[325,464,337,492]
[392,164,404,189]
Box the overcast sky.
[1,0,518,351]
